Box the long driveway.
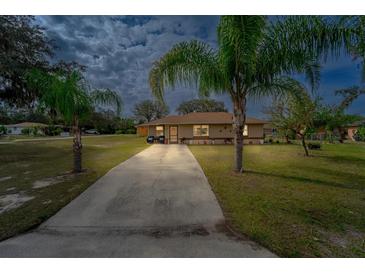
[0,145,275,257]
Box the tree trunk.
[338,127,345,143]
[233,97,246,173]
[301,134,309,156]
[73,117,82,173]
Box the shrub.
[0,125,7,135]
[308,143,321,150]
[32,126,40,136]
[21,126,44,136]
[54,128,62,136]
[125,128,136,134]
[115,128,136,134]
[45,125,63,136]
[354,126,365,142]
[21,127,32,135]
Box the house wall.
[148,125,156,136]
[263,123,274,137]
[209,124,234,138]
[147,125,169,138]
[177,123,264,144]
[247,124,264,138]
[178,125,194,139]
[177,124,235,139]
[348,126,358,141]
[137,126,148,137]
[6,127,22,135]
[5,126,45,135]
[143,123,264,144]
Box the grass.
[189,143,365,257]
[0,134,148,241]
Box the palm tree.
[338,16,365,79]
[28,69,122,173]
[149,16,345,172]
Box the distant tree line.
[80,110,136,134]
[133,98,227,124]
[176,98,227,114]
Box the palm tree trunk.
[233,97,246,172]
[73,117,82,173]
[301,134,309,156]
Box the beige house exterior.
[136,112,267,144]
[347,120,365,141]
[4,122,48,135]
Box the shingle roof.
[4,122,49,128]
[136,112,267,127]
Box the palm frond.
[217,16,267,88]
[303,60,321,92]
[55,71,91,123]
[248,76,305,101]
[149,40,225,103]
[90,88,123,116]
[270,16,348,60]
[27,69,92,124]
[257,16,347,90]
[337,16,365,82]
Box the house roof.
[347,120,365,127]
[4,122,49,128]
[136,112,267,127]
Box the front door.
[169,126,178,143]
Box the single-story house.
[347,120,365,141]
[136,112,268,144]
[263,123,274,137]
[4,122,48,135]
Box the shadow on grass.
[315,153,365,166]
[245,169,365,191]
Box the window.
[193,125,209,136]
[243,125,248,136]
[156,126,164,136]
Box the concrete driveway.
[0,144,275,257]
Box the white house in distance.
[4,122,48,135]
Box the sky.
[36,16,365,118]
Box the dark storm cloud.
[36,16,364,117]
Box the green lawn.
[189,143,365,257]
[0,135,148,241]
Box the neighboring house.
[347,120,365,141]
[4,122,48,135]
[263,123,274,138]
[136,112,267,144]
